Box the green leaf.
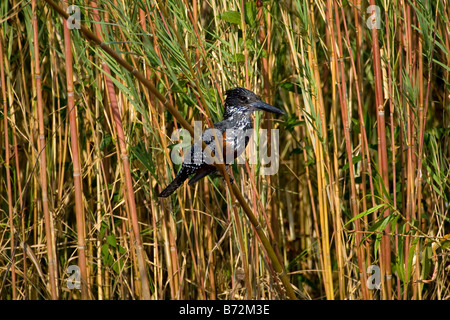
[342,155,363,171]
[245,1,257,27]
[112,259,125,274]
[100,133,112,150]
[220,11,241,25]
[106,234,117,248]
[118,245,126,255]
[232,53,245,62]
[284,113,304,132]
[373,233,383,260]
[372,214,393,260]
[279,81,301,93]
[406,237,420,283]
[101,243,110,259]
[100,220,109,238]
[131,143,158,181]
[345,203,386,227]
[305,158,314,167]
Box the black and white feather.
[158,87,284,198]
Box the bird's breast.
[193,117,253,165]
[221,127,253,163]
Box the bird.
[158,87,284,198]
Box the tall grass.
[0,0,449,300]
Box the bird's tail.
[158,171,189,198]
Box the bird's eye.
[239,95,248,102]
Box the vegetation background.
[0,0,449,300]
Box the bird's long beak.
[251,101,285,115]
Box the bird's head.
[224,87,285,117]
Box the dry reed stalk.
[369,0,392,299]
[309,47,334,301]
[332,0,370,300]
[240,0,249,88]
[339,1,381,298]
[7,17,27,298]
[0,27,17,300]
[327,0,346,299]
[32,0,58,299]
[62,0,89,299]
[401,0,414,300]
[309,0,337,300]
[258,4,278,259]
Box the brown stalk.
[240,0,250,88]
[351,6,373,282]
[332,0,369,299]
[401,0,413,299]
[62,0,89,299]
[340,2,381,298]
[396,1,407,299]
[328,0,345,299]
[0,27,17,300]
[9,12,27,298]
[306,0,334,299]
[369,0,392,299]
[384,2,402,300]
[32,0,58,299]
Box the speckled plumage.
[158,87,284,198]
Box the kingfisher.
[158,87,284,198]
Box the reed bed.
[0,0,449,300]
